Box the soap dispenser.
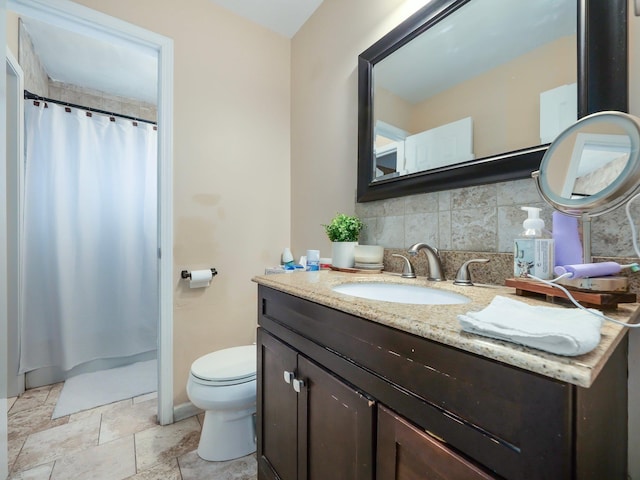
[514,206,554,279]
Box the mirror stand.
[533,111,640,269]
[533,172,594,264]
[581,214,592,264]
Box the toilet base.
[197,408,256,461]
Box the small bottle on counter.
[282,247,295,267]
[306,250,320,271]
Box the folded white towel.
[457,295,603,356]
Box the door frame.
[1,0,9,473]
[6,0,175,425]
[5,47,24,399]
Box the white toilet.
[186,345,257,461]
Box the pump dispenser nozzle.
[521,206,545,234]
[521,206,541,218]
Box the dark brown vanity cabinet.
[256,285,628,480]
[257,328,374,480]
[377,405,495,480]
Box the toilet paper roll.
[189,269,213,288]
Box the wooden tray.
[329,265,382,274]
[505,278,636,310]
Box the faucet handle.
[392,254,416,279]
[454,259,490,286]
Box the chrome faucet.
[407,242,445,281]
[391,254,416,279]
[453,258,490,286]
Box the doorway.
[5,47,23,400]
[5,0,174,425]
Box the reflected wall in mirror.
[358,0,628,202]
[373,0,576,181]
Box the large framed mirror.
[357,0,627,202]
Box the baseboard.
[173,401,202,423]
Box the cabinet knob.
[293,378,305,393]
[283,370,294,384]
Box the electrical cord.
[521,191,640,328]
[526,273,640,328]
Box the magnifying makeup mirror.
[532,111,640,263]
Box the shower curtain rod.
[24,90,157,126]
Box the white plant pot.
[331,242,358,268]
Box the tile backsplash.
[381,248,640,296]
[356,177,640,258]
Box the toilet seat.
[190,345,256,386]
[186,344,257,461]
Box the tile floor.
[7,383,257,479]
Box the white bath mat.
[52,359,157,419]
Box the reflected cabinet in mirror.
[357,0,627,202]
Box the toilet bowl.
[186,345,257,461]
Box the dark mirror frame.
[357,0,628,202]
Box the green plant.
[323,213,364,242]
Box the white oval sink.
[332,282,470,305]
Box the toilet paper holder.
[181,268,218,280]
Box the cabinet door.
[257,329,298,480]
[377,406,496,480]
[297,356,374,480]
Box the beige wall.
[374,35,575,165]
[6,11,17,57]
[290,0,428,258]
[411,36,576,158]
[8,0,291,405]
[374,86,413,134]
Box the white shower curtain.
[19,101,158,373]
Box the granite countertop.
[253,270,640,388]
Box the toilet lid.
[191,345,256,383]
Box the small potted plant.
[323,213,364,268]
